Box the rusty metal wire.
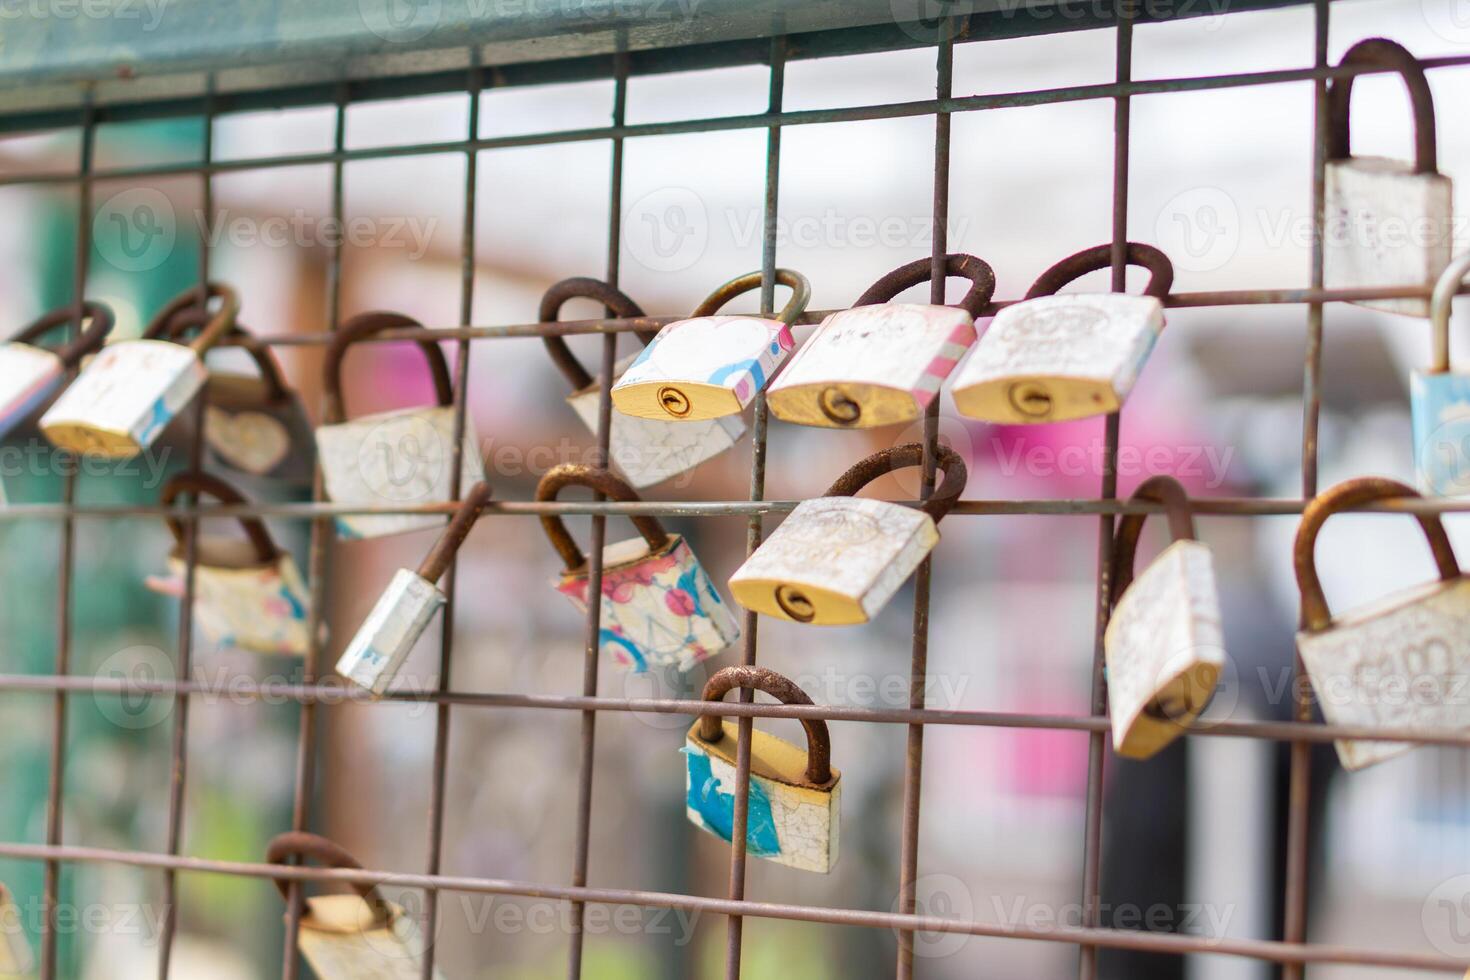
[6,6,1470,979]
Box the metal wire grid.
[2,3,1470,977]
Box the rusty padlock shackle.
[1109,475,1198,602]
[416,481,492,584]
[1294,477,1460,632]
[540,277,655,391]
[822,442,968,523]
[146,305,291,404]
[536,464,671,571]
[264,831,392,926]
[146,282,242,355]
[854,253,998,318]
[1428,252,1470,373]
[692,268,811,325]
[697,665,832,785]
[1025,242,1174,301]
[1326,38,1437,174]
[10,301,114,368]
[322,312,455,425]
[159,470,278,566]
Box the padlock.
[145,471,313,657]
[337,481,491,696]
[0,301,112,440]
[315,312,486,540]
[1324,38,1452,318]
[728,443,966,625]
[1295,477,1470,771]
[147,296,316,484]
[1411,252,1470,495]
[950,242,1173,423]
[683,665,841,873]
[266,832,442,980]
[40,283,239,457]
[767,254,993,428]
[0,882,32,976]
[542,276,745,488]
[1104,476,1226,760]
[538,464,740,673]
[611,269,811,421]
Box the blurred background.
[3,0,1470,976]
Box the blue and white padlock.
[1411,252,1470,495]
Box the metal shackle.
[696,665,832,786]
[264,831,391,925]
[322,311,455,425]
[691,268,811,325]
[535,464,670,571]
[853,253,997,318]
[416,482,492,583]
[1326,37,1438,175]
[159,470,278,566]
[540,276,654,391]
[148,303,292,404]
[822,442,968,524]
[11,301,114,368]
[1109,475,1199,603]
[1025,242,1174,301]
[146,282,241,356]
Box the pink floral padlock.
[537,464,739,673]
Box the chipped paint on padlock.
[767,254,992,428]
[1323,38,1452,318]
[611,269,810,421]
[266,833,443,980]
[147,301,316,484]
[950,243,1172,424]
[144,471,314,657]
[314,311,487,540]
[40,285,238,457]
[0,882,33,976]
[728,444,966,625]
[337,482,490,696]
[542,277,745,488]
[1294,478,1470,771]
[683,666,841,873]
[1103,476,1226,760]
[1411,252,1470,495]
[538,465,739,672]
[0,301,112,440]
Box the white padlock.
[1324,38,1452,318]
[542,276,744,488]
[1295,477,1470,771]
[267,832,442,980]
[768,254,991,428]
[729,443,966,625]
[950,243,1173,424]
[611,269,810,421]
[41,284,239,457]
[1104,476,1226,760]
[315,311,487,540]
[0,301,112,440]
[337,481,490,696]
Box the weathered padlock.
[40,283,239,457]
[0,881,32,976]
[266,832,441,980]
[767,254,993,428]
[684,665,841,873]
[145,471,313,657]
[315,312,486,540]
[1295,477,1470,771]
[728,443,966,625]
[538,464,740,673]
[1324,38,1452,318]
[950,242,1173,423]
[543,276,745,488]
[1104,476,1226,760]
[1411,252,1470,495]
[0,301,113,440]
[147,296,315,484]
[611,269,811,421]
[337,481,491,696]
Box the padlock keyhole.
[657,385,692,418]
[1008,381,1053,419]
[818,386,861,425]
[775,585,816,623]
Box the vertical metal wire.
[720,34,785,980]
[1284,4,1330,977]
[281,82,349,980]
[564,51,629,980]
[38,92,95,980]
[894,24,953,980]
[1078,8,1133,978]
